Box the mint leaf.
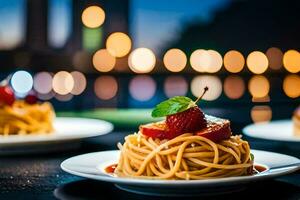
[250,153,254,161]
[151,96,195,118]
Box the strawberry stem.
[194,86,209,104]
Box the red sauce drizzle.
[105,164,117,173]
[254,165,267,173]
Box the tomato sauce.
[105,164,117,173]
[254,165,267,173]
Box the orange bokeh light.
[92,49,116,72]
[224,50,245,73]
[163,49,187,72]
[247,51,269,74]
[106,32,132,57]
[283,74,300,98]
[283,50,300,73]
[82,6,105,28]
[251,105,272,123]
[248,75,270,98]
[224,75,245,99]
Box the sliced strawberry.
[196,115,231,142]
[140,121,168,139]
[165,106,207,139]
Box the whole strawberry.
[0,86,15,106]
[165,106,206,138]
[151,87,209,139]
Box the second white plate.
[243,120,300,142]
[0,117,113,154]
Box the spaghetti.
[0,101,55,135]
[115,133,253,180]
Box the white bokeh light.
[11,70,33,96]
[52,71,74,95]
[191,75,222,101]
[128,48,156,73]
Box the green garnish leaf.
[151,96,195,118]
[250,153,254,161]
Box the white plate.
[243,120,300,142]
[61,150,300,196]
[0,117,113,154]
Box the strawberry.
[0,86,15,106]
[25,93,38,104]
[149,87,211,140]
[140,121,168,139]
[196,115,231,142]
[165,106,207,138]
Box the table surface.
[0,131,300,200]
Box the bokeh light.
[106,32,131,57]
[129,75,156,101]
[128,48,156,73]
[55,93,73,102]
[190,49,210,72]
[246,51,269,74]
[70,71,87,95]
[94,76,118,100]
[207,50,223,73]
[224,50,245,73]
[190,49,222,73]
[251,105,272,123]
[82,27,103,51]
[52,71,74,95]
[163,49,187,72]
[248,75,270,98]
[11,70,33,96]
[191,75,222,101]
[92,49,116,72]
[266,47,283,70]
[224,75,245,99]
[283,50,300,73]
[283,74,300,98]
[33,72,53,94]
[82,6,105,28]
[164,76,188,98]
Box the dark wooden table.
[0,131,299,200]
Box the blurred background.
[0,0,299,131]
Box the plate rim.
[0,117,114,145]
[243,119,300,142]
[61,149,300,186]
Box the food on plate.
[0,84,55,135]
[113,87,254,180]
[293,106,300,136]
